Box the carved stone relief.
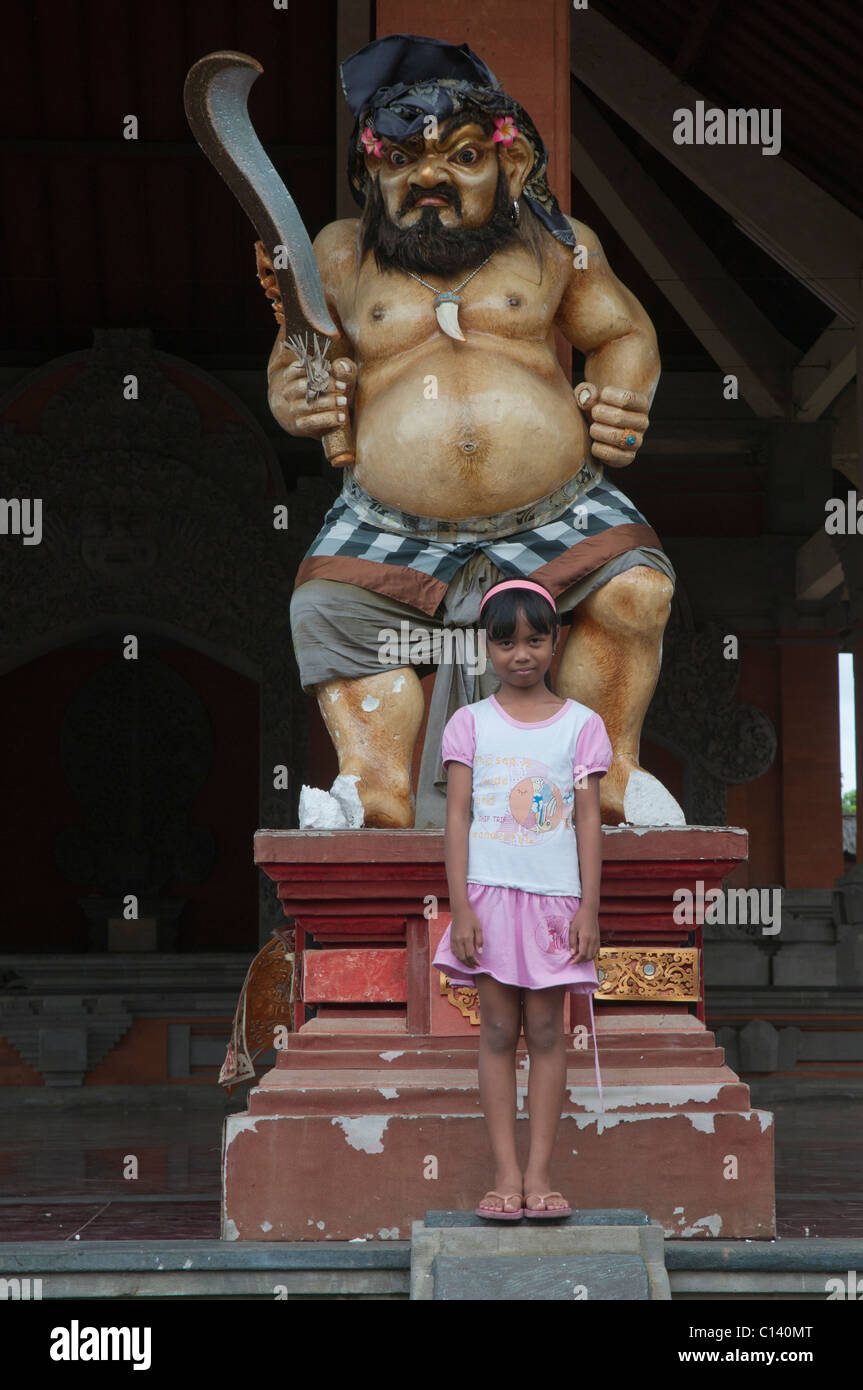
[645,584,777,823]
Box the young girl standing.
[432,577,612,1221]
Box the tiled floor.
[0,1096,859,1241]
[771,1099,863,1238]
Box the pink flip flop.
[524,1191,572,1218]
[475,1190,524,1220]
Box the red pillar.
[780,645,844,887]
[854,644,863,864]
[374,0,572,373]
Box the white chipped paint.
[183,1258,193,1269]
[317,1221,325,1230]
[516,1086,527,1112]
[567,1083,724,1110]
[327,688,341,702]
[687,1113,716,1134]
[332,1114,390,1152]
[349,1237,367,1243]
[225,1116,260,1147]
[673,1207,685,1214]
[379,1051,405,1061]
[378,1227,400,1240]
[573,1111,708,1135]
[391,674,406,692]
[373,1114,485,1120]
[260,1221,273,1233]
[223,1218,240,1241]
[361,695,380,711]
[753,1110,773,1131]
[680,1213,723,1238]
[378,1087,399,1099]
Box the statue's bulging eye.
[388,149,410,167]
[455,148,479,164]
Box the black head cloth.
[340,32,576,248]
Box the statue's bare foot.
[601,755,686,827]
[350,772,415,829]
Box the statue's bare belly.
[351,342,591,518]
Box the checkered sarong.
[294,463,668,618]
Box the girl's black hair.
[479,587,560,691]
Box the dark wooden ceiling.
[591,0,863,219]
[0,0,855,372]
[0,0,339,363]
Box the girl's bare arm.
[444,761,484,968]
[574,772,603,913]
[444,761,473,911]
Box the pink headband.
[479,578,557,614]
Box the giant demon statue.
[266,34,684,831]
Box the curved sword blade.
[183,50,338,339]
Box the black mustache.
[401,185,462,215]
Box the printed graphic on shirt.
[472,753,572,847]
[535,915,572,954]
[510,775,564,832]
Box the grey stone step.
[425,1207,650,1227]
[431,1253,649,1299]
[410,1213,671,1299]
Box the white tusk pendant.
[433,291,466,342]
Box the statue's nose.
[416,157,450,185]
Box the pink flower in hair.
[493,115,519,146]
[361,126,384,158]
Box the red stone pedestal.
[222,828,775,1242]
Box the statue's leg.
[290,578,431,829]
[556,562,679,825]
[314,668,426,828]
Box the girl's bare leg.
[475,973,524,1212]
[522,986,569,1210]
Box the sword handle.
[322,421,355,468]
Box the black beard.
[360,166,519,277]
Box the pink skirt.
[431,882,604,1109]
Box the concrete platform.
[223,1014,775,1241]
[3,1232,862,1300]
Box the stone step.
[274,1044,726,1070]
[411,1212,671,1299]
[247,1065,750,1115]
[430,1253,651,1299]
[288,1024,719,1052]
[298,1010,708,1033]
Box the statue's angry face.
[375,122,504,231]
[360,115,533,277]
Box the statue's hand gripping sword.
[183,50,355,467]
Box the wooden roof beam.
[570,80,796,418]
[793,317,856,421]
[571,10,863,322]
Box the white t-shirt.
[442,694,613,897]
